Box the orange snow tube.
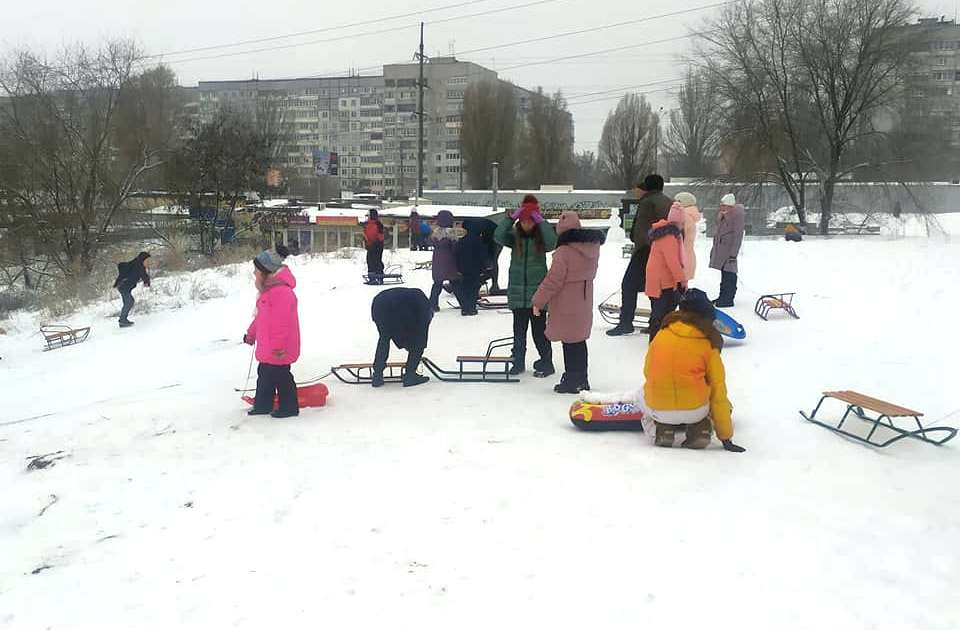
[242,383,329,410]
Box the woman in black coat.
[370,288,433,388]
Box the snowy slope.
[1,229,959,630]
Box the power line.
[565,77,687,102]
[495,31,708,72]
[146,0,501,59]
[565,84,684,107]
[150,0,568,67]
[456,1,731,57]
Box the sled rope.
[233,370,333,392]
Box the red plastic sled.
[242,382,329,409]
[569,400,645,431]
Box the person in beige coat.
[674,192,701,282]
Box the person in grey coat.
[428,210,459,311]
[709,195,746,307]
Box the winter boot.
[532,358,555,378]
[271,410,299,419]
[509,354,526,376]
[654,422,677,447]
[403,373,430,388]
[712,298,734,308]
[247,407,271,416]
[119,320,134,328]
[371,372,385,388]
[605,325,634,337]
[681,417,712,450]
[553,373,590,394]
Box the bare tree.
[519,88,575,186]
[461,80,519,188]
[598,93,658,190]
[573,150,601,189]
[700,0,918,232]
[0,41,175,274]
[665,69,724,178]
[165,106,280,254]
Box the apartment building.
[908,17,960,149]
[193,57,535,199]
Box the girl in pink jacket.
[645,204,688,341]
[532,212,604,394]
[244,250,301,418]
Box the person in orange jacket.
[364,209,386,284]
[582,289,745,452]
[644,203,688,340]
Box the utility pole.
[491,162,500,216]
[415,22,427,205]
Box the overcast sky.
[2,0,954,152]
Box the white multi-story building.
[193,57,536,199]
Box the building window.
[446,90,464,100]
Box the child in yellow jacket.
[582,289,745,452]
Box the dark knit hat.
[437,210,454,228]
[679,288,715,320]
[275,243,290,260]
[253,249,283,274]
[639,174,665,192]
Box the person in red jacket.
[244,250,301,418]
[364,209,386,284]
[645,204,688,340]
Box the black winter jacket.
[371,288,433,350]
[114,253,151,289]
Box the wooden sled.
[41,324,91,351]
[755,293,799,320]
[477,296,509,310]
[364,264,404,285]
[569,400,645,431]
[800,390,957,447]
[331,362,408,385]
[597,292,651,328]
[420,337,518,383]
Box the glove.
[510,208,523,220]
[243,334,254,345]
[531,211,544,225]
[722,440,746,453]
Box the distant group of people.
[238,181,745,450]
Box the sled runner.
[242,382,329,409]
[420,337,518,383]
[800,390,957,448]
[477,296,509,310]
[713,309,746,340]
[364,264,404,285]
[331,362,408,385]
[569,400,645,431]
[413,261,432,270]
[41,324,91,351]
[755,293,799,320]
[597,292,651,328]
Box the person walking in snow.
[645,203,688,341]
[531,211,604,394]
[494,194,559,377]
[113,251,152,328]
[453,218,488,316]
[428,210,459,311]
[364,209,386,284]
[674,192,701,282]
[582,289,745,451]
[370,287,433,388]
[244,250,301,418]
[709,194,746,307]
[608,174,672,336]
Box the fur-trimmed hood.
[648,220,682,242]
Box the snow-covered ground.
[2,223,960,629]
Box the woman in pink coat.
[243,250,301,418]
[674,192,701,281]
[645,205,688,341]
[532,212,604,394]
